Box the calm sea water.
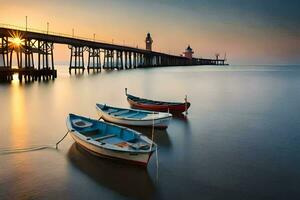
[0,65,300,200]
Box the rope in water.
[156,148,159,182]
[0,131,70,155]
[0,145,54,155]
[149,111,159,181]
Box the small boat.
[125,88,191,114]
[66,114,157,166]
[96,104,172,129]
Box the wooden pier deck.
[0,23,227,82]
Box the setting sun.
[11,37,22,46]
[8,31,24,48]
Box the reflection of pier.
[0,68,57,82]
[0,24,227,82]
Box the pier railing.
[0,23,141,50]
[0,22,227,82]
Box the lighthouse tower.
[183,45,194,59]
[145,33,153,51]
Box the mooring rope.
[0,130,70,155]
[55,130,70,149]
[156,148,159,182]
[185,95,188,116]
[0,145,54,155]
[149,112,159,182]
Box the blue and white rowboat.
[96,104,172,129]
[66,114,157,166]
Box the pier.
[0,23,227,82]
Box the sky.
[0,0,299,65]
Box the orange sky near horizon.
[1,0,299,65]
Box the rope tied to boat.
[0,130,72,155]
[149,111,159,182]
[0,145,54,155]
[185,95,188,115]
[155,146,159,183]
[150,112,155,152]
[55,130,71,149]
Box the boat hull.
[97,109,171,129]
[70,131,152,166]
[127,98,191,114]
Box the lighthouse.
[145,33,153,51]
[183,45,194,59]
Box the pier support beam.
[133,52,137,68]
[103,49,107,69]
[103,49,114,70]
[156,56,160,66]
[144,55,154,67]
[115,50,123,70]
[36,40,56,80]
[110,50,115,69]
[139,53,144,67]
[124,51,128,69]
[0,36,13,81]
[22,39,35,69]
[87,48,101,73]
[37,41,55,70]
[69,46,85,74]
[129,52,132,69]
[108,50,115,70]
[0,38,57,82]
[16,39,35,82]
[0,37,11,68]
[136,53,140,68]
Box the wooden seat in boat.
[123,112,141,118]
[115,142,129,148]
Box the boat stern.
[95,103,105,119]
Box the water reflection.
[172,113,188,121]
[171,115,192,135]
[87,70,101,76]
[10,82,28,148]
[8,74,56,85]
[72,72,85,78]
[2,65,300,199]
[130,126,172,148]
[67,143,156,199]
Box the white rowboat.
[96,104,172,129]
[66,114,157,166]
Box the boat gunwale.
[71,131,155,154]
[74,142,152,167]
[67,114,157,154]
[96,104,172,121]
[126,94,190,106]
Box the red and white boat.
[125,88,191,114]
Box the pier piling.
[0,25,228,82]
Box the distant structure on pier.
[145,33,153,51]
[0,24,227,82]
[183,45,194,59]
